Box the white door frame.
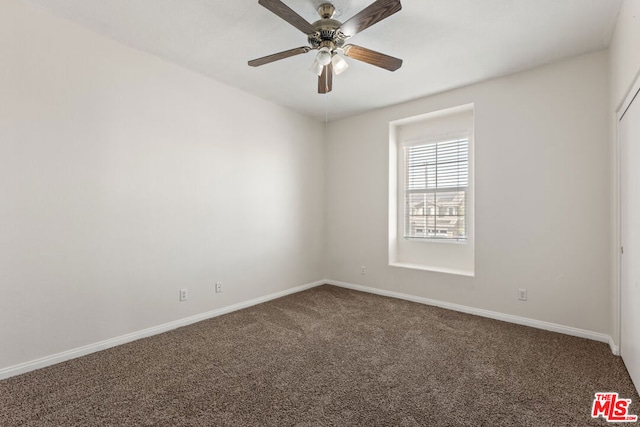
[617,68,640,368]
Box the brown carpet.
[0,285,637,426]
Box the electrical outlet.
[518,288,527,301]
[215,282,222,293]
[179,289,188,301]
[361,266,366,275]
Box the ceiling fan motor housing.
[308,3,346,50]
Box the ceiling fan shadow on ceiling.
[248,0,403,94]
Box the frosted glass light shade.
[332,54,349,75]
[310,47,333,76]
[316,47,332,66]
[310,59,323,76]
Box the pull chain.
[325,91,329,125]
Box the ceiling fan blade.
[340,0,402,37]
[258,0,317,34]
[318,63,333,94]
[248,46,311,67]
[343,44,402,71]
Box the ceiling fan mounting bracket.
[317,3,336,19]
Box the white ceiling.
[24,0,622,121]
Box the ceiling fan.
[248,0,403,94]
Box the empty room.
[1,0,639,425]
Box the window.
[404,137,468,241]
[388,104,474,276]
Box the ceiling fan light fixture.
[310,47,333,76]
[309,58,324,76]
[316,47,332,66]
[331,54,349,75]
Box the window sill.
[404,237,468,245]
[389,262,475,277]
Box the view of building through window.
[404,137,468,240]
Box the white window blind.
[404,137,468,241]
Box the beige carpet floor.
[0,285,637,426]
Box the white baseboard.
[1,278,619,380]
[0,280,325,380]
[326,280,619,355]
[609,337,620,356]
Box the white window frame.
[402,133,469,243]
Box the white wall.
[609,0,640,349]
[326,51,611,336]
[0,0,325,371]
[610,0,640,110]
